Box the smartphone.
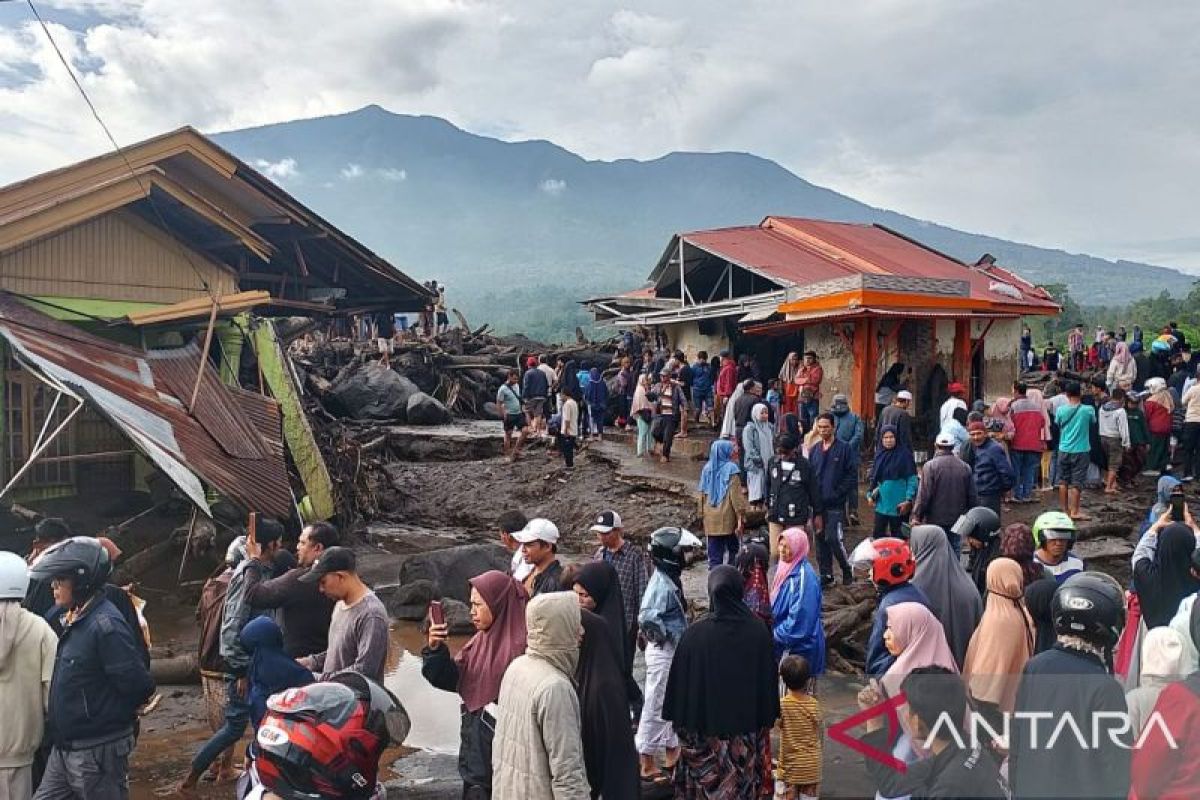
[247,511,259,548]
[1171,491,1186,522]
[428,600,445,627]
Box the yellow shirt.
[778,692,823,785]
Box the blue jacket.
[46,596,155,746]
[973,439,1016,496]
[833,408,864,451]
[771,561,826,672]
[865,582,931,676]
[808,438,859,508]
[691,362,713,394]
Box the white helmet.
[0,551,30,601]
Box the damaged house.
[0,127,430,530]
[586,217,1059,438]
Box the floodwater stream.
[383,623,467,754]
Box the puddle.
[386,621,469,755]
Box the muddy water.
[384,623,468,754]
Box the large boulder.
[328,363,419,421]
[397,544,512,602]
[406,392,452,426]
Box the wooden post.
[953,319,972,386]
[678,237,686,308]
[189,299,220,411]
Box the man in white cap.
[876,389,914,450]
[912,431,978,540]
[591,510,649,658]
[514,518,565,596]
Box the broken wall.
[978,318,1023,402]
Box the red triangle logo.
[827,691,910,773]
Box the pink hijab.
[1113,341,1133,365]
[770,527,810,602]
[454,570,529,713]
[1025,387,1052,441]
[881,602,959,699]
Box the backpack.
[768,457,814,525]
[547,413,562,437]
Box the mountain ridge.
[211,105,1193,339]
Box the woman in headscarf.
[909,524,982,668]
[874,362,906,420]
[423,570,528,798]
[742,403,774,506]
[867,426,918,538]
[941,405,970,458]
[698,440,749,569]
[1024,578,1058,655]
[664,566,780,799]
[720,380,746,439]
[1125,627,1188,735]
[779,352,801,419]
[999,523,1050,588]
[736,542,772,629]
[769,527,825,672]
[577,609,640,799]
[572,561,637,708]
[1145,472,1182,533]
[583,367,609,440]
[880,602,960,700]
[637,528,688,786]
[560,359,581,400]
[1107,341,1136,391]
[240,617,312,728]
[1132,513,1200,629]
[963,558,1035,727]
[630,373,655,458]
[1144,377,1175,472]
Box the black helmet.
[1051,572,1125,647]
[649,526,685,572]
[951,506,1001,543]
[28,536,111,600]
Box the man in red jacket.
[1009,381,1046,503]
[714,351,738,425]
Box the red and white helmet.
[863,537,916,588]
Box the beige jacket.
[491,594,590,800]
[699,473,750,537]
[0,604,58,768]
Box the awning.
[744,306,1019,336]
[0,293,292,518]
[738,306,780,324]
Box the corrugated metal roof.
[0,293,291,519]
[663,218,1058,313]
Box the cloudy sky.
[2,0,1198,269]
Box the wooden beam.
[189,299,219,411]
[293,241,310,277]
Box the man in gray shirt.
[299,547,390,683]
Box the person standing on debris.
[797,351,823,424]
[629,373,654,459]
[514,518,566,596]
[497,369,528,461]
[698,440,749,568]
[590,511,649,693]
[636,527,687,787]
[875,389,914,450]
[1055,380,1098,520]
[424,570,528,799]
[691,350,714,426]
[969,420,1015,519]
[556,386,579,469]
[182,518,287,793]
[497,510,533,583]
[809,413,856,587]
[0,552,58,800]
[766,433,822,561]
[243,521,339,658]
[31,537,155,800]
[491,593,590,800]
[1099,387,1131,494]
[522,357,550,438]
[1144,377,1174,473]
[298,547,390,683]
[828,393,865,526]
[614,356,634,430]
[648,369,686,463]
[1010,382,1048,504]
[434,281,449,334]
[583,367,609,440]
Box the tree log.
[151,653,200,685]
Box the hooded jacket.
[492,593,590,800]
[0,603,58,768]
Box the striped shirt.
[778,692,823,786]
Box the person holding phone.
[422,571,528,799]
[1131,508,1200,629]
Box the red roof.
[676,217,1057,312]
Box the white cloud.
[252,157,299,181]
[539,178,567,196]
[2,1,1200,265]
[377,167,407,182]
[339,163,364,180]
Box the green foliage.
[1028,280,1200,348]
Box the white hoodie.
[0,602,58,768]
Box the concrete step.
[595,424,717,461]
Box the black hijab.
[662,566,780,737]
[1133,523,1200,628]
[576,610,640,800]
[877,362,905,392]
[1024,578,1057,654]
[575,561,629,676]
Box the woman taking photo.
[422,570,528,799]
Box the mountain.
[213,105,1194,341]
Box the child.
[766,378,782,424]
[777,655,822,800]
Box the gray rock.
[329,364,419,421]
[397,543,512,602]
[441,598,474,634]
[406,392,452,426]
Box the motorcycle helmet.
[27,536,111,600]
[870,537,915,588]
[649,526,686,574]
[951,506,1001,544]
[1051,572,1125,647]
[0,551,29,600]
[255,674,404,800]
[1032,511,1077,549]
